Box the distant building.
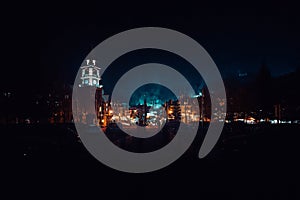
[164,99,181,122]
[74,59,112,126]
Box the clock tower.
[80,59,101,87]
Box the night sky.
[2,4,300,92]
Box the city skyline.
[2,57,299,125]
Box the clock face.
[93,80,97,85]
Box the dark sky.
[2,4,300,92]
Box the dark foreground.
[2,123,300,199]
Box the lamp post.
[201,88,204,130]
[195,88,204,130]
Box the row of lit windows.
[81,68,100,77]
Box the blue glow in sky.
[129,83,177,108]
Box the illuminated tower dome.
[80,59,101,87]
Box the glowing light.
[192,92,202,98]
[270,119,277,124]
